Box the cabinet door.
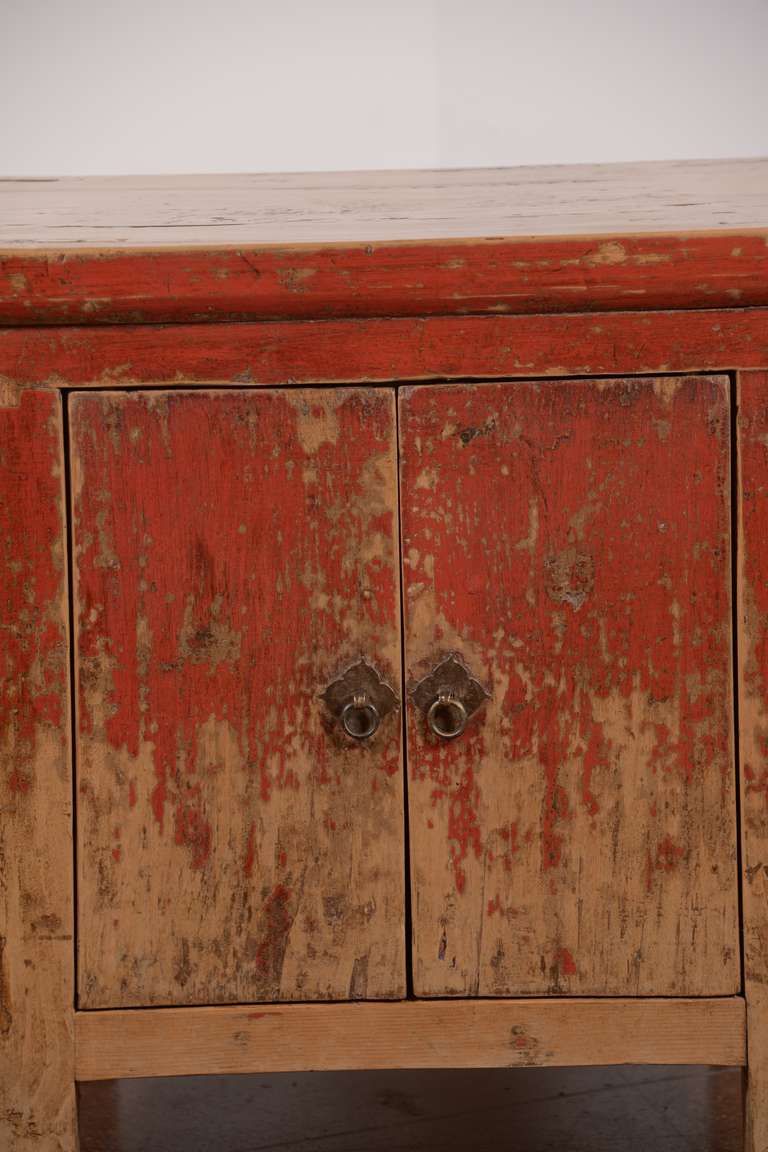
[72,388,404,1007]
[400,376,739,997]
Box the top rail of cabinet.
[2,158,768,325]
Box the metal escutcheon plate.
[411,654,490,740]
[321,658,399,741]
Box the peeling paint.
[71,388,405,1007]
[402,376,737,998]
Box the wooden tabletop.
[2,158,768,248]
[2,158,768,325]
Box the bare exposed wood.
[71,388,405,1008]
[737,370,768,1152]
[400,376,739,998]
[74,997,746,1082]
[3,159,767,246]
[0,390,77,1149]
[3,308,768,392]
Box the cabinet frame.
[2,161,768,1150]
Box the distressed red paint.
[2,231,768,326]
[421,748,484,894]
[73,390,398,833]
[556,948,578,977]
[150,777,167,834]
[739,355,768,826]
[174,790,212,870]
[656,836,687,872]
[745,764,768,809]
[71,387,404,1006]
[7,770,30,794]
[254,884,293,977]
[0,392,67,804]
[447,763,483,894]
[401,377,735,995]
[4,309,768,394]
[738,371,768,1142]
[499,822,520,871]
[580,722,605,817]
[0,388,75,1142]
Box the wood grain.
[3,159,767,246]
[400,376,739,997]
[70,388,404,1008]
[3,308,768,392]
[737,370,768,1152]
[1,159,768,324]
[0,390,77,1149]
[74,997,746,1082]
[2,232,767,326]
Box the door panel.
[72,388,404,1007]
[399,376,739,997]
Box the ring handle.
[426,694,468,740]
[411,654,489,738]
[341,694,380,740]
[321,659,398,742]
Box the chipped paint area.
[5,308,768,394]
[1,392,68,792]
[3,229,768,327]
[401,376,738,998]
[738,372,768,994]
[72,387,405,1007]
[0,391,75,1141]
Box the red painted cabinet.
[70,376,738,1008]
[6,163,768,1150]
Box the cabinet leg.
[746,987,768,1152]
[1,1075,78,1152]
[0,390,78,1149]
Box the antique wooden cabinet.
[1,159,768,1149]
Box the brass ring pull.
[321,659,398,742]
[427,694,468,740]
[412,655,489,739]
[341,693,380,740]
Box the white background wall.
[1,0,767,175]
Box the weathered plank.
[400,376,739,997]
[0,389,77,1149]
[737,370,768,1152]
[70,388,404,1008]
[4,160,768,247]
[74,997,746,1081]
[1,231,767,326]
[2,161,768,325]
[3,308,768,392]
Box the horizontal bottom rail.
[75,996,746,1081]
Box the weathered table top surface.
[2,158,767,248]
